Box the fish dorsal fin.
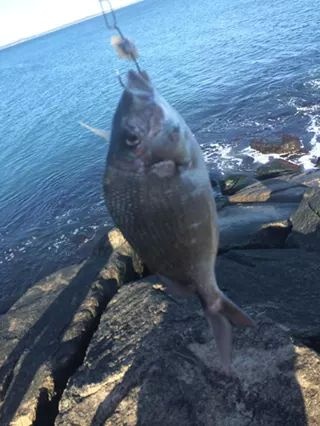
[79,121,110,142]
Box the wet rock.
[228,170,320,203]
[286,188,320,251]
[314,157,320,168]
[219,173,258,195]
[0,229,140,426]
[250,134,302,155]
[208,169,221,190]
[217,249,320,338]
[214,194,229,211]
[256,158,302,180]
[218,203,295,250]
[56,279,320,426]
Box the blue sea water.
[0,0,319,312]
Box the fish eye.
[125,133,140,147]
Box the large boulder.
[0,229,141,426]
[256,158,302,180]
[218,203,294,250]
[286,188,320,251]
[228,170,320,203]
[56,279,320,426]
[250,134,302,155]
[216,249,320,338]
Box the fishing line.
[98,0,142,74]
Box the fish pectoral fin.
[149,160,176,178]
[79,121,110,142]
[206,294,254,373]
[158,275,193,297]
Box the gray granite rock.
[56,279,320,426]
[217,249,320,338]
[0,229,140,426]
[256,158,302,180]
[228,170,320,204]
[218,203,294,250]
[286,188,320,251]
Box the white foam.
[298,115,320,169]
[241,146,283,165]
[202,142,242,171]
[305,79,320,90]
[240,94,320,171]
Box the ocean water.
[0,0,319,312]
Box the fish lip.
[126,70,154,97]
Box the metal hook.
[116,70,126,88]
[99,0,142,74]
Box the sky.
[0,0,141,47]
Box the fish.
[103,69,253,372]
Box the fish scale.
[104,165,216,285]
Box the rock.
[256,158,302,180]
[0,229,140,426]
[250,134,302,155]
[228,170,320,204]
[286,188,320,251]
[218,203,295,250]
[214,194,229,211]
[219,173,258,195]
[216,249,320,338]
[208,169,221,190]
[56,279,320,426]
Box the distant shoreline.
[0,0,142,52]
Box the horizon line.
[0,0,143,52]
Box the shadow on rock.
[0,254,109,425]
[0,229,140,425]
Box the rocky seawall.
[1,166,320,425]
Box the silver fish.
[103,70,253,372]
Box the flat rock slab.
[228,170,320,203]
[218,203,295,250]
[56,279,320,426]
[217,249,320,338]
[0,229,139,426]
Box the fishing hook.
[99,0,142,74]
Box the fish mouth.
[126,70,154,98]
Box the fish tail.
[204,292,254,373]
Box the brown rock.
[250,134,302,155]
[56,279,320,426]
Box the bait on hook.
[98,0,142,74]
